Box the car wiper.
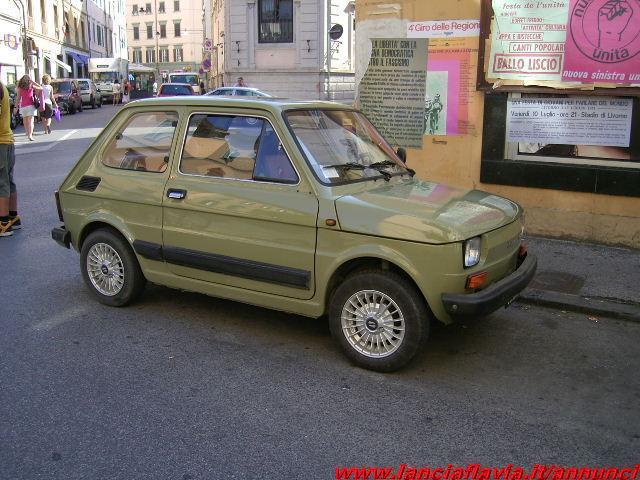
[367,160,397,169]
[323,162,366,171]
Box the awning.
[44,53,72,73]
[129,63,155,73]
[67,51,89,65]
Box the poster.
[506,97,632,146]
[358,38,428,148]
[408,20,481,136]
[488,0,570,81]
[407,19,480,38]
[426,38,480,135]
[562,0,640,84]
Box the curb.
[517,288,640,323]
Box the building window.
[132,49,142,63]
[258,0,293,43]
[133,25,139,40]
[173,46,183,62]
[40,0,46,21]
[159,1,165,12]
[145,2,151,13]
[174,0,180,11]
[174,21,180,37]
[132,3,138,14]
[146,23,153,39]
[81,21,85,47]
[159,47,169,62]
[159,23,166,38]
[53,5,58,32]
[146,48,156,63]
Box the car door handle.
[167,188,187,200]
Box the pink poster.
[562,0,640,84]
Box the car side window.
[181,114,263,180]
[253,122,298,183]
[235,89,251,96]
[102,111,179,173]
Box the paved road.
[1,105,639,479]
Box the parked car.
[156,83,195,97]
[51,97,536,372]
[206,87,272,97]
[51,79,83,114]
[76,78,102,109]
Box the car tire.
[328,269,429,372]
[78,101,83,112]
[80,229,147,307]
[98,97,102,108]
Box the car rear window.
[161,84,192,95]
[78,81,89,89]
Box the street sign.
[203,38,213,52]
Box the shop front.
[355,0,640,248]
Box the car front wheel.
[329,269,429,372]
[80,229,146,307]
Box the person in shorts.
[0,81,20,237]
[112,79,121,105]
[15,75,43,141]
[40,74,58,134]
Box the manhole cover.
[529,270,585,294]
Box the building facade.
[125,0,203,80]
[206,0,355,101]
[355,1,640,248]
[1,0,126,85]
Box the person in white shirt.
[112,79,121,106]
[40,74,58,134]
[152,81,158,95]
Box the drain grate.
[529,270,585,295]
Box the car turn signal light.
[466,271,488,290]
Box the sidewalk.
[518,236,640,322]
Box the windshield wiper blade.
[367,160,397,169]
[323,162,366,171]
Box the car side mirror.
[396,147,407,164]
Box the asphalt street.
[1,104,639,479]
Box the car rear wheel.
[80,229,147,307]
[329,269,429,372]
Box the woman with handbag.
[14,75,42,141]
[40,75,58,134]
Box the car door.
[162,110,318,300]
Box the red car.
[156,83,195,97]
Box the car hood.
[334,179,520,244]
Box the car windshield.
[284,109,408,184]
[92,72,118,83]
[170,74,198,85]
[160,84,192,95]
[52,82,72,93]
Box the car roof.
[160,83,192,87]
[121,96,356,114]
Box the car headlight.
[463,236,481,268]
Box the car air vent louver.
[76,176,101,192]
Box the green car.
[52,97,536,372]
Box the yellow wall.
[356,0,640,248]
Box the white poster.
[506,97,633,147]
[407,20,480,38]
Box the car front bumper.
[441,253,537,318]
[51,225,71,249]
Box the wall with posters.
[355,0,640,248]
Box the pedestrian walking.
[152,80,158,96]
[15,75,43,141]
[40,75,58,135]
[199,80,205,95]
[0,81,20,237]
[122,80,130,103]
[112,79,121,106]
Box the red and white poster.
[562,0,640,84]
